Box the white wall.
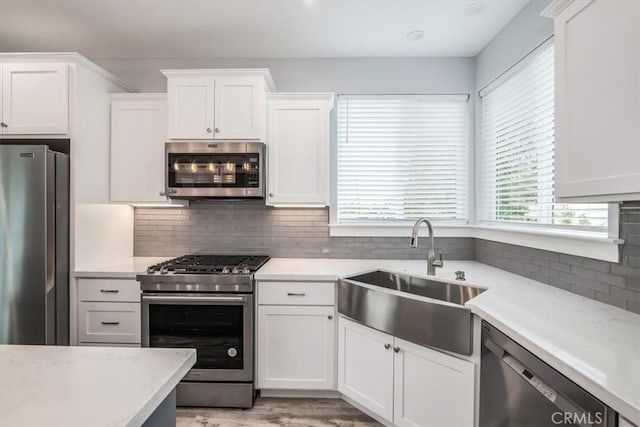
[93,57,475,94]
[74,204,133,268]
[475,0,553,90]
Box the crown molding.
[161,68,276,92]
[541,0,575,17]
[0,52,134,92]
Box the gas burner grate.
[146,255,270,274]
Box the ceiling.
[0,0,529,59]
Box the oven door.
[141,293,253,382]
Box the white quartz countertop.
[74,257,171,279]
[256,258,640,423]
[0,345,196,427]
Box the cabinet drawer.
[78,278,140,302]
[78,302,141,344]
[258,282,335,305]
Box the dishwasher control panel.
[504,354,557,403]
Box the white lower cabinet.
[257,305,335,389]
[256,280,336,391]
[393,337,475,427]
[338,316,394,421]
[77,278,141,346]
[338,316,475,427]
[78,302,141,344]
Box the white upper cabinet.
[163,69,274,141]
[547,0,640,202]
[110,94,171,204]
[166,75,215,139]
[266,93,333,207]
[215,77,265,140]
[0,63,69,135]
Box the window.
[335,94,470,225]
[477,43,608,231]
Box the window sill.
[470,225,622,263]
[329,223,474,238]
[329,223,622,262]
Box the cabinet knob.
[206,128,212,133]
[393,347,400,353]
[0,122,7,128]
[269,193,274,197]
[159,191,166,197]
[328,315,333,320]
[214,128,220,133]
[384,343,391,350]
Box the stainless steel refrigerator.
[0,144,69,345]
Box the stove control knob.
[221,267,231,274]
[242,267,251,274]
[232,267,240,275]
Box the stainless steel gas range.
[137,254,270,408]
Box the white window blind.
[478,43,608,230]
[336,94,469,224]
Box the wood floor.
[176,397,382,427]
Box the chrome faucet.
[410,217,443,276]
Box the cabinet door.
[214,77,264,140]
[266,100,329,206]
[258,305,335,390]
[554,0,640,201]
[393,338,475,427]
[167,76,215,139]
[1,63,68,134]
[110,96,168,203]
[338,316,394,422]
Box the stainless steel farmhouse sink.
[338,270,487,355]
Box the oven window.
[148,304,244,370]
[168,153,260,188]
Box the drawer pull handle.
[101,321,120,326]
[287,292,306,296]
[100,289,119,293]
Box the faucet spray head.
[409,236,418,247]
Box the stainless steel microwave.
[164,142,265,199]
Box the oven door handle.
[142,295,247,303]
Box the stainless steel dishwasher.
[480,321,617,427]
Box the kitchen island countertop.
[0,345,196,427]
